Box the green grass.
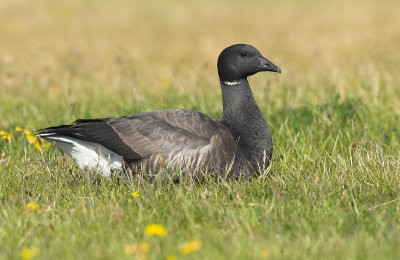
[1,0,400,259]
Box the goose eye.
[240,52,247,57]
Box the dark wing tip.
[36,124,73,136]
[36,118,107,136]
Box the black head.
[217,44,281,82]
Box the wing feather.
[37,109,239,172]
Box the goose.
[37,44,281,178]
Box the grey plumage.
[37,44,281,178]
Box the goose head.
[217,44,281,82]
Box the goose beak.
[259,57,281,73]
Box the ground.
[0,0,400,259]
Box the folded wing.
[37,109,241,175]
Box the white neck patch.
[223,80,240,86]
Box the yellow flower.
[26,202,39,210]
[26,134,37,144]
[131,191,140,197]
[166,255,178,260]
[123,243,151,255]
[260,249,271,258]
[16,126,23,132]
[145,224,167,237]
[24,130,32,135]
[34,142,41,151]
[25,202,41,214]
[137,243,151,253]
[0,130,14,141]
[21,247,39,260]
[180,239,202,255]
[123,245,135,255]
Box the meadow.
[1,0,400,259]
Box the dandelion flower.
[26,202,39,210]
[145,224,167,237]
[25,202,41,214]
[0,130,8,140]
[123,245,135,255]
[16,126,23,132]
[21,247,39,260]
[34,142,41,151]
[137,243,151,253]
[26,134,37,144]
[0,131,12,141]
[24,130,32,135]
[166,254,178,260]
[131,191,140,197]
[180,239,202,255]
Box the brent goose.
[37,44,281,178]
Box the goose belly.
[42,135,122,177]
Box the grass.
[1,0,400,259]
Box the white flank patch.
[223,80,240,86]
[39,135,122,177]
